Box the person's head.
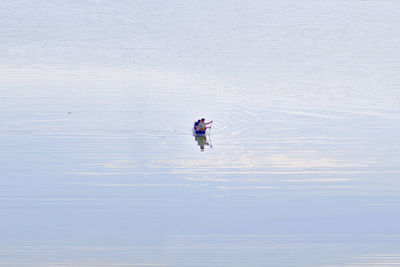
[201,118,205,122]
[198,119,201,122]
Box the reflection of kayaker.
[195,135,209,151]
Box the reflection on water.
[1,235,400,266]
[1,0,400,266]
[194,134,211,151]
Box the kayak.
[193,129,206,135]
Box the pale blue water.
[1,0,400,266]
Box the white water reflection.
[1,235,399,266]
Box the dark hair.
[201,118,205,121]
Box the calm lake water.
[1,0,400,266]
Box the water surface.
[1,0,400,266]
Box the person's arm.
[205,120,213,125]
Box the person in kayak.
[194,119,201,130]
[196,118,213,131]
